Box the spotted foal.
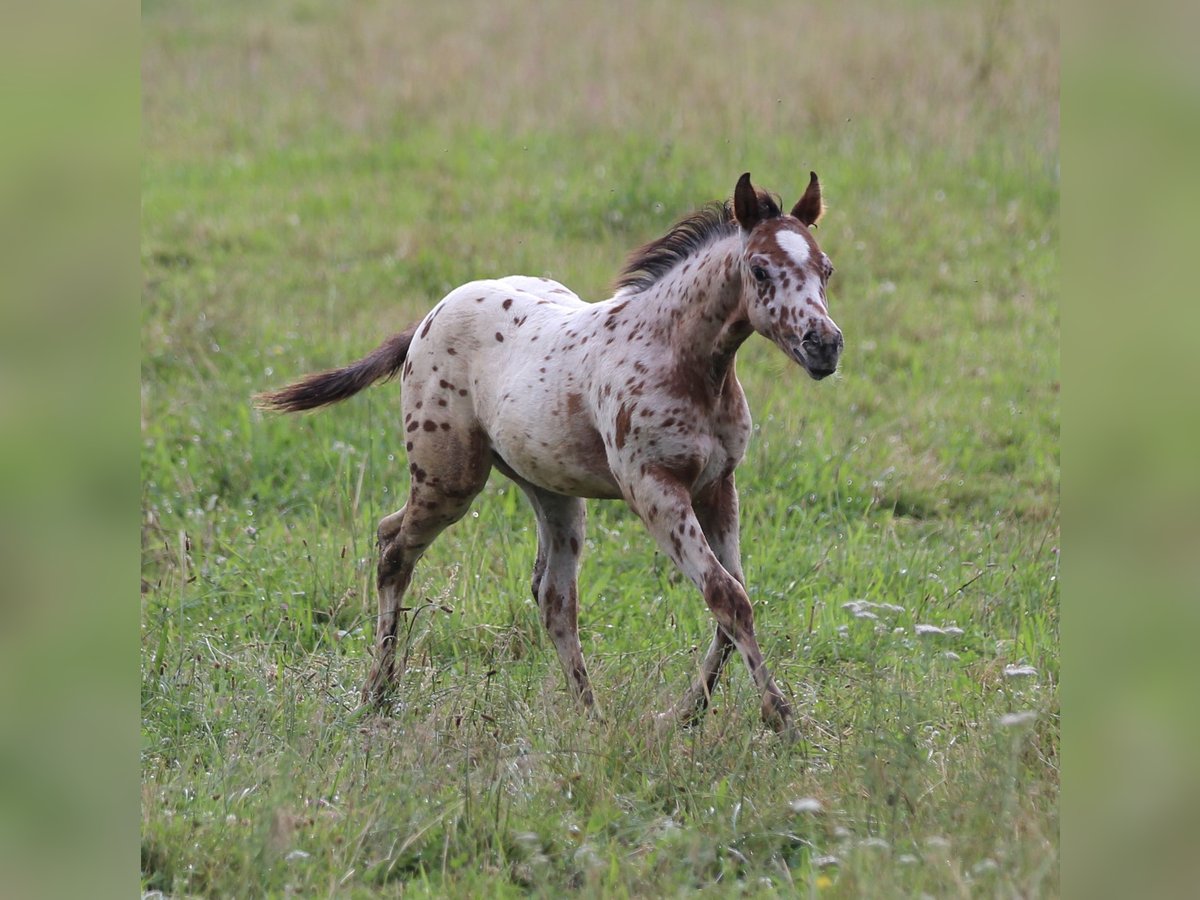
[258,172,843,733]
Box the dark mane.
[614,201,738,293]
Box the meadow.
[141,1,1058,895]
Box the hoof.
[650,709,679,744]
[580,696,605,723]
[761,692,792,733]
[359,690,389,713]
[774,721,801,745]
[361,666,397,711]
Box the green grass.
[142,0,1058,895]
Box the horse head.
[733,172,843,380]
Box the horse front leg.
[669,474,744,725]
[628,467,791,733]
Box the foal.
[258,172,843,733]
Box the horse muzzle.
[791,328,843,380]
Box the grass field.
[141,1,1059,895]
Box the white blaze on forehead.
[774,230,811,267]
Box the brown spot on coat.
[614,402,634,450]
[573,424,611,482]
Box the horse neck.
[639,233,752,384]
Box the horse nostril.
[802,329,840,353]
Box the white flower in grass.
[1003,664,1038,679]
[573,844,603,871]
[842,599,906,619]
[788,797,824,814]
[998,710,1038,728]
[914,624,963,637]
[512,831,542,853]
[972,858,1000,875]
[841,600,868,616]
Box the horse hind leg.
[362,501,418,707]
[537,495,595,710]
[510,479,595,711]
[363,430,491,709]
[363,489,481,707]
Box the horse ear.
[791,171,824,227]
[733,172,762,232]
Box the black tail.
[254,325,417,413]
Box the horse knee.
[702,571,755,636]
[377,531,422,586]
[377,508,405,545]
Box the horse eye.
[751,266,768,282]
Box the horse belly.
[490,413,621,499]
